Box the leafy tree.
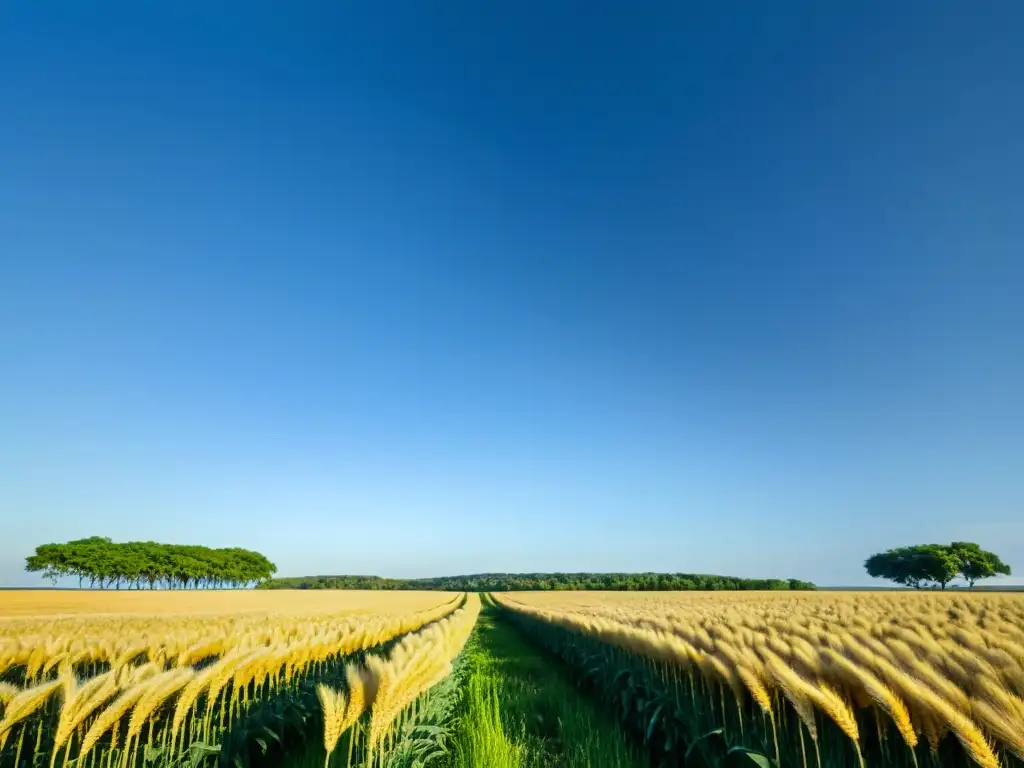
[865,543,1010,589]
[24,538,277,589]
[865,545,957,589]
[24,543,70,585]
[922,545,961,590]
[949,541,1012,587]
[258,572,818,592]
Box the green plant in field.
[450,673,523,768]
[447,602,643,768]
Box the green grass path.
[447,599,646,768]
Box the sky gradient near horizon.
[2,2,1022,588]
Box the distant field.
[0,588,454,617]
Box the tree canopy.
[948,541,1012,587]
[864,542,1011,589]
[258,572,817,592]
[24,537,277,589]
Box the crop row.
[494,591,1024,768]
[0,593,470,768]
[316,592,481,767]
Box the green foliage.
[949,541,1012,587]
[23,537,277,589]
[450,671,524,768]
[259,572,817,592]
[865,542,1012,589]
[447,604,642,768]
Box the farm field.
[0,590,468,768]
[0,589,453,618]
[2,589,1024,767]
[495,591,1024,768]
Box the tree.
[865,544,958,589]
[24,543,69,585]
[865,543,1010,589]
[921,545,962,590]
[258,572,819,591]
[949,542,1012,587]
[24,538,277,589]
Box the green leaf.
[412,724,445,736]
[727,746,777,767]
[254,737,268,755]
[186,742,220,768]
[187,744,220,756]
[685,728,725,760]
[645,702,665,744]
[143,745,166,765]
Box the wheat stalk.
[317,684,348,767]
[0,679,62,742]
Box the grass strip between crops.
[447,596,644,768]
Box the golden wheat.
[364,593,481,753]
[317,683,348,766]
[0,590,463,766]
[0,679,62,742]
[498,590,1024,767]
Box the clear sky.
[2,2,1022,588]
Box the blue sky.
[1,2,1022,587]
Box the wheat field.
[0,590,466,768]
[0,589,452,618]
[5,589,1024,767]
[496,591,1024,768]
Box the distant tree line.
[865,542,1011,590]
[25,536,277,589]
[258,572,817,592]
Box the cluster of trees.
[258,572,817,592]
[24,537,277,589]
[865,542,1011,589]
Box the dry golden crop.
[0,591,457,676]
[495,591,1024,768]
[317,593,481,767]
[0,591,463,768]
[0,590,447,619]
